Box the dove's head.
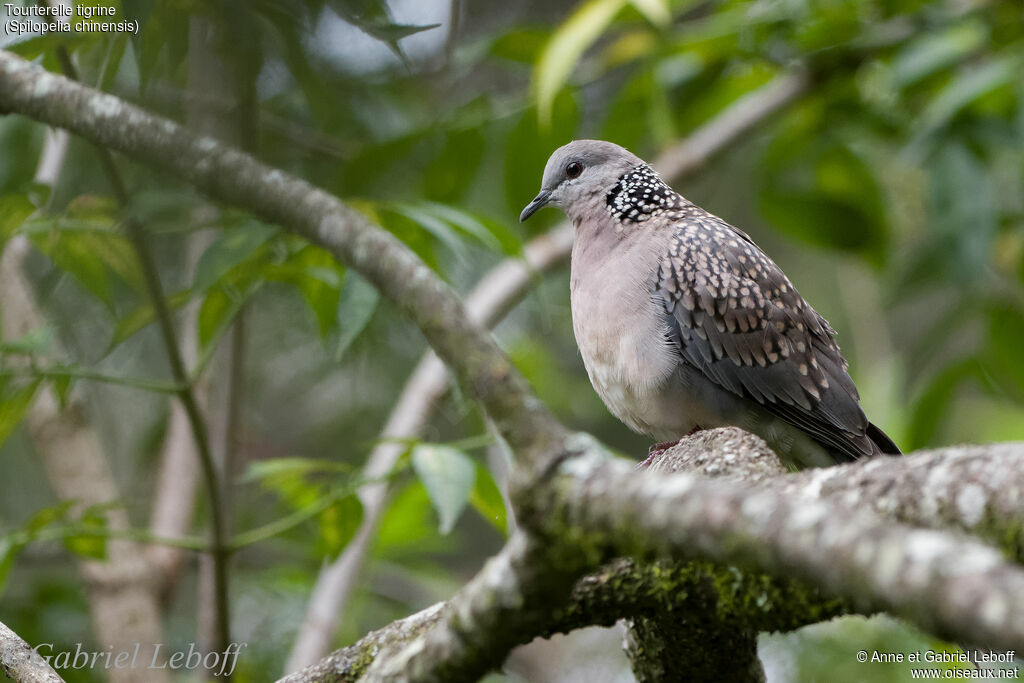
[519,140,644,223]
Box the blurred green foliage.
[0,0,1022,679]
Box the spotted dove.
[520,139,899,467]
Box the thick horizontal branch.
[779,443,1024,554]
[651,430,1024,553]
[559,438,1024,653]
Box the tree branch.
[0,620,63,683]
[282,435,1024,681]
[557,443,1024,653]
[6,51,1022,681]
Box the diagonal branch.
[558,452,1024,653]
[0,620,63,683]
[0,50,567,469]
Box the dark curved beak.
[519,190,551,223]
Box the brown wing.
[654,207,882,461]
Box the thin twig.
[0,366,183,393]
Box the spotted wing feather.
[654,208,878,461]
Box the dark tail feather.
[867,422,901,455]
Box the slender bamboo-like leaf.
[535,0,628,125]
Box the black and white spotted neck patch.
[605,164,689,223]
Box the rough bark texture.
[555,441,1024,654]
[0,621,63,683]
[281,431,1024,682]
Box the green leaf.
[629,0,670,27]
[411,444,476,535]
[196,285,258,351]
[983,303,1024,402]
[328,0,439,64]
[0,325,55,355]
[360,22,441,43]
[0,536,23,598]
[374,481,445,556]
[384,202,469,257]
[80,231,147,292]
[758,122,887,258]
[52,374,73,410]
[928,143,997,284]
[3,32,94,61]
[131,0,189,92]
[335,273,379,361]
[24,501,74,534]
[0,379,40,449]
[469,463,507,535]
[394,201,511,253]
[63,510,108,561]
[491,28,551,64]
[97,35,129,92]
[535,0,628,125]
[193,222,277,292]
[243,458,353,484]
[108,288,192,351]
[264,246,343,338]
[914,56,1020,143]
[247,457,356,513]
[0,194,35,243]
[505,91,579,220]
[423,128,487,203]
[27,217,146,303]
[890,20,988,89]
[122,0,157,34]
[0,118,43,194]
[31,231,114,307]
[317,494,363,561]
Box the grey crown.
[521,139,899,466]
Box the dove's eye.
[565,161,583,179]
